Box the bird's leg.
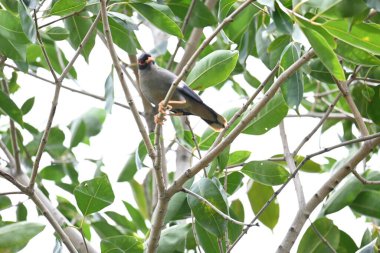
[156,100,187,125]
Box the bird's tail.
[200,105,227,132]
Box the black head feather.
[138,53,154,70]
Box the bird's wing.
[177,81,203,104]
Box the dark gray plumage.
[138,53,226,131]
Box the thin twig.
[286,112,373,122]
[182,188,252,226]
[229,131,380,252]
[28,10,62,191]
[184,117,206,176]
[355,77,380,84]
[351,170,380,185]
[1,80,22,174]
[0,191,24,196]
[4,64,139,113]
[36,0,47,12]
[167,0,197,70]
[292,93,342,156]
[279,122,305,208]
[38,11,81,29]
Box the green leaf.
[219,172,244,195]
[102,15,139,55]
[350,190,380,219]
[123,201,148,233]
[104,67,114,113]
[26,44,77,78]
[335,40,380,66]
[45,26,70,41]
[129,179,149,219]
[18,0,36,43]
[50,0,86,16]
[129,2,183,38]
[0,222,45,251]
[16,203,28,221]
[187,178,228,238]
[74,174,115,215]
[64,13,96,62]
[247,181,279,229]
[69,119,86,148]
[337,230,358,253]
[223,4,259,42]
[105,211,137,233]
[229,200,244,242]
[187,50,239,90]
[165,180,193,223]
[273,2,293,34]
[322,20,380,55]
[0,196,11,211]
[280,43,303,109]
[367,86,380,125]
[40,164,66,182]
[0,89,24,126]
[118,138,148,182]
[242,161,289,186]
[218,0,236,20]
[309,59,335,84]
[302,28,346,81]
[21,97,35,115]
[101,235,144,253]
[195,221,221,253]
[0,35,26,61]
[243,93,288,135]
[322,175,363,215]
[0,10,29,43]
[227,150,251,167]
[297,217,340,253]
[81,108,107,137]
[157,224,191,253]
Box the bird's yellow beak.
[146,56,154,64]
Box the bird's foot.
[154,114,166,125]
[158,101,172,114]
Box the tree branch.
[276,134,380,252]
[28,10,63,190]
[351,170,380,185]
[334,73,369,137]
[279,122,306,208]
[99,0,155,160]
[0,139,15,168]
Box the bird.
[137,53,227,131]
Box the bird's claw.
[158,101,172,114]
[154,114,166,125]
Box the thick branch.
[277,135,380,252]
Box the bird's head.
[138,53,155,70]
